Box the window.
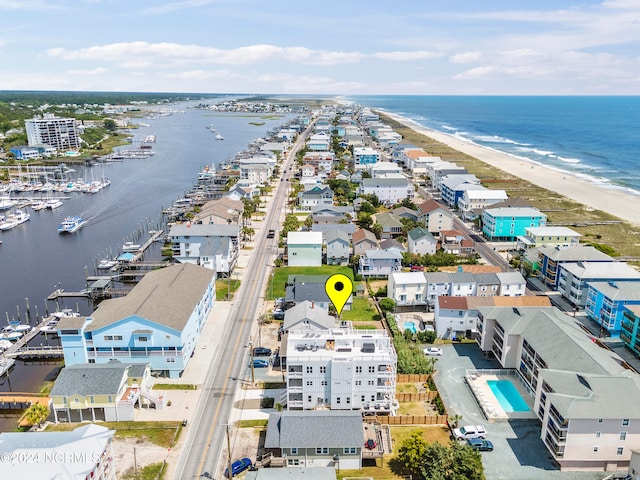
[306,381,313,386]
[138,336,148,342]
[368,380,374,385]
[617,447,624,456]
[291,448,298,455]
[596,431,601,438]
[355,380,362,386]
[307,396,312,402]
[346,397,351,404]
[622,419,630,426]
[306,366,313,373]
[316,447,329,455]
[361,395,365,402]
[166,358,175,363]
[620,432,627,441]
[368,366,375,373]
[321,381,327,386]
[288,459,300,466]
[104,335,113,341]
[598,418,604,423]
[593,447,599,453]
[344,447,357,454]
[320,366,326,373]
[336,397,341,404]
[356,366,362,373]
[114,335,123,341]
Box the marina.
[0,101,296,431]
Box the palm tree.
[23,403,49,427]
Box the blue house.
[482,207,547,241]
[57,264,215,378]
[537,244,614,290]
[621,305,640,358]
[585,281,640,338]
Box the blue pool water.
[403,321,417,333]
[487,380,530,412]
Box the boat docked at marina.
[122,241,141,253]
[97,258,118,269]
[31,200,47,211]
[58,216,87,234]
[45,198,64,209]
[0,196,15,211]
[0,209,30,231]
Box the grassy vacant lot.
[337,425,452,480]
[267,265,354,300]
[341,296,379,322]
[216,278,241,301]
[381,113,640,262]
[45,421,182,448]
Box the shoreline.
[380,111,640,226]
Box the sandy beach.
[382,112,640,226]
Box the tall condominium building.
[284,324,397,414]
[25,113,80,151]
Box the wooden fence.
[397,373,432,383]
[396,391,438,402]
[374,414,449,426]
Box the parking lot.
[433,343,607,480]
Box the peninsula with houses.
[1,96,640,480]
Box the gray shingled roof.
[283,301,335,331]
[264,411,363,449]
[86,263,214,332]
[50,362,132,396]
[543,371,640,419]
[407,226,432,241]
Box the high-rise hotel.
[25,113,81,151]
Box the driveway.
[432,343,606,480]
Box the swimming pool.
[487,379,530,412]
[403,321,417,333]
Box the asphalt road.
[172,127,306,480]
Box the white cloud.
[46,42,365,66]
[67,67,108,75]
[449,52,482,64]
[372,51,441,61]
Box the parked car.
[423,347,443,356]
[272,309,285,320]
[467,438,494,451]
[251,358,270,368]
[274,297,285,307]
[252,347,272,357]
[453,424,487,440]
[267,229,275,238]
[365,439,377,450]
[410,264,424,271]
[224,457,253,478]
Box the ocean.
[345,96,640,196]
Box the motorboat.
[0,197,15,210]
[97,258,118,269]
[58,216,87,234]
[52,309,80,319]
[0,209,30,230]
[32,200,47,211]
[45,198,64,209]
[215,132,224,140]
[122,241,141,252]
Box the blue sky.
[1,0,639,95]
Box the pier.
[45,230,167,302]
[4,345,64,360]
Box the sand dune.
[384,112,640,226]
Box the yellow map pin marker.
[325,273,353,317]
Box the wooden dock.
[46,230,167,302]
[5,345,64,359]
